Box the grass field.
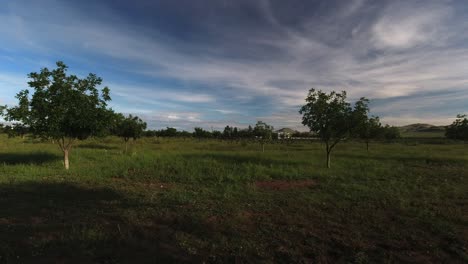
[399,131,446,138]
[0,135,467,263]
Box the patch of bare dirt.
[254,179,316,191]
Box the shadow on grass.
[0,152,60,165]
[0,182,194,263]
[75,143,118,150]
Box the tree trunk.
[63,149,70,170]
[325,141,331,169]
[58,137,74,170]
[366,141,369,152]
[262,142,265,153]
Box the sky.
[0,0,467,131]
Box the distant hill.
[398,123,446,138]
[276,128,297,134]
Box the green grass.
[400,130,446,138]
[0,135,467,263]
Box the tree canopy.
[446,114,468,140]
[254,121,274,140]
[114,114,147,141]
[5,61,114,169]
[357,116,382,151]
[114,114,147,152]
[193,127,212,139]
[299,89,369,168]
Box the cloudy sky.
[1,0,467,131]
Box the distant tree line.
[141,121,281,141]
[1,61,466,170]
[0,123,30,138]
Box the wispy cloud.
[0,0,467,129]
[371,1,452,49]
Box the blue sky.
[1,0,467,131]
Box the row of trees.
[0,62,282,169]
[141,122,279,140]
[299,89,467,168]
[0,123,30,138]
[1,62,465,169]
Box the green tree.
[193,127,212,139]
[254,121,273,152]
[0,105,5,117]
[358,116,383,152]
[158,127,178,137]
[5,123,30,139]
[114,114,147,152]
[445,114,468,140]
[223,125,232,139]
[5,61,113,169]
[212,130,222,139]
[299,89,369,168]
[382,125,401,141]
[233,127,239,139]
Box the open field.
[399,131,446,138]
[398,124,446,139]
[0,135,467,263]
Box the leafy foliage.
[5,61,113,169]
[253,121,274,152]
[254,121,274,140]
[356,116,382,150]
[114,114,147,142]
[382,125,401,140]
[299,89,369,167]
[358,116,382,140]
[4,123,30,139]
[446,114,468,140]
[193,127,212,139]
[6,61,113,141]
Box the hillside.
[399,123,446,138]
[276,128,298,134]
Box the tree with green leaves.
[193,127,212,139]
[254,121,273,152]
[5,61,113,170]
[158,127,178,137]
[357,116,383,152]
[382,125,401,141]
[4,123,30,139]
[299,89,369,168]
[114,114,147,152]
[223,125,233,139]
[212,130,222,139]
[445,114,468,141]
